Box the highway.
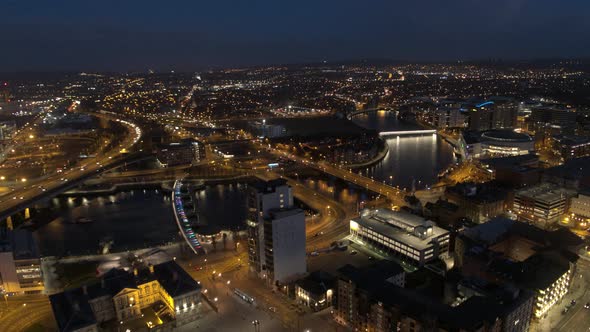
[0,111,141,220]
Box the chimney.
[149,264,154,274]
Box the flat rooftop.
[352,209,448,251]
[515,183,572,203]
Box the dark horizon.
[2,0,589,72]
[1,56,589,76]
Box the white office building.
[264,209,306,283]
[350,209,450,266]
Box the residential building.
[350,209,450,266]
[247,179,305,284]
[246,179,293,275]
[50,261,201,332]
[263,208,306,284]
[0,230,43,294]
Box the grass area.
[56,261,99,290]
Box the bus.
[234,288,255,304]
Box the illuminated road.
[545,259,590,332]
[0,295,54,332]
[0,111,141,220]
[257,142,407,207]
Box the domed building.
[480,129,534,156]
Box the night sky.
[1,0,589,72]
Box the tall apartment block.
[247,179,306,284]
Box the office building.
[263,208,306,283]
[530,106,577,130]
[553,135,590,161]
[251,120,286,138]
[490,97,519,129]
[0,230,43,294]
[156,139,203,167]
[568,193,590,227]
[467,102,495,131]
[431,107,465,128]
[50,261,201,332]
[512,183,573,229]
[247,179,305,283]
[349,209,450,266]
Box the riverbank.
[62,175,253,196]
[344,138,390,169]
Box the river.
[33,184,248,256]
[351,111,456,190]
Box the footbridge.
[378,129,437,137]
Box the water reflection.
[34,184,248,257]
[352,112,455,189]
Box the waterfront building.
[156,139,203,167]
[251,120,286,138]
[0,230,43,294]
[50,261,201,332]
[349,209,450,266]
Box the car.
[584,302,590,309]
[368,256,375,261]
[350,250,357,255]
[571,299,577,306]
[310,251,319,256]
